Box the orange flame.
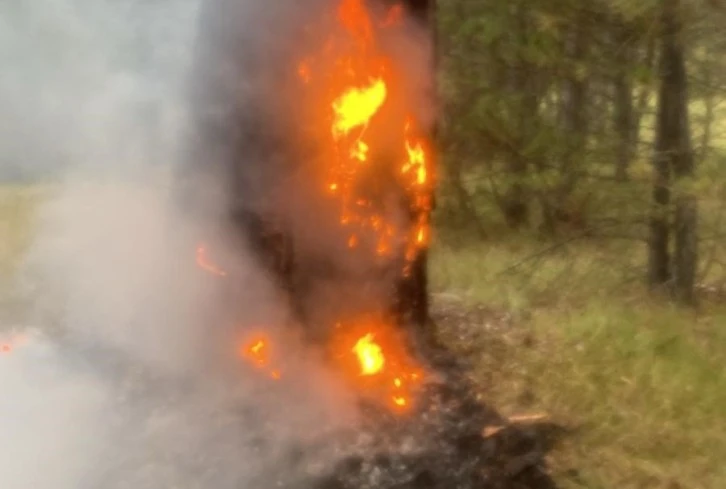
[298,0,433,270]
[229,0,432,414]
[380,4,404,27]
[338,0,373,45]
[240,335,282,380]
[332,320,424,412]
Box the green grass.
[431,241,726,489]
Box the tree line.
[437,0,726,304]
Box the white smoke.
[1,1,364,488]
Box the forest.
[430,0,726,486]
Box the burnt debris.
[305,338,562,489]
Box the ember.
[240,335,282,380]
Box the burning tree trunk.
[176,3,561,487]
[180,0,437,336]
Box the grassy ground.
[431,241,726,489]
[2,184,725,488]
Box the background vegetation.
[431,0,726,487]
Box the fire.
[352,333,385,375]
[380,4,404,27]
[222,0,433,414]
[236,325,424,412]
[298,0,433,270]
[240,335,281,380]
[338,0,373,44]
[332,77,387,137]
[332,320,424,412]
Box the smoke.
[1,0,433,488]
[0,1,369,488]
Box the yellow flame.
[352,333,385,375]
[332,78,387,138]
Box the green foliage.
[434,1,726,484]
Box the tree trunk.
[633,35,657,151]
[663,0,697,304]
[613,24,635,182]
[648,0,698,303]
[699,52,714,164]
[502,4,535,230]
[543,11,589,234]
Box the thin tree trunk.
[648,8,674,288]
[699,53,714,164]
[544,12,589,234]
[662,0,697,304]
[633,35,657,149]
[502,4,535,229]
[648,155,671,287]
[613,24,635,181]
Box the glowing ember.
[352,333,385,375]
[331,321,424,412]
[247,340,267,365]
[196,244,227,276]
[240,335,282,380]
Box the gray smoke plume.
[1,0,432,488]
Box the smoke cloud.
[1,0,432,488]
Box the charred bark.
[180,0,436,334]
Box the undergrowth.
[431,240,726,489]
